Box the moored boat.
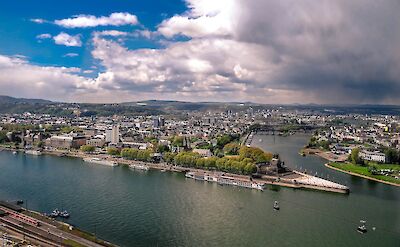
[83,157,118,167]
[129,163,149,171]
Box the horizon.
[4,94,400,107]
[1,0,400,104]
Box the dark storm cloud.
[235,0,400,103]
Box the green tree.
[0,131,8,143]
[107,147,120,156]
[351,148,361,165]
[223,143,240,155]
[80,145,95,153]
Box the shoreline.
[0,203,116,247]
[1,146,349,194]
[324,163,400,187]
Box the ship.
[83,157,118,167]
[185,171,265,191]
[129,163,149,171]
[25,150,42,155]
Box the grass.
[329,162,400,184]
[63,239,87,247]
[59,225,115,247]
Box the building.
[86,137,106,147]
[153,116,165,128]
[359,150,387,163]
[46,135,86,149]
[193,148,213,158]
[106,125,120,144]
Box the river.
[0,134,399,247]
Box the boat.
[357,220,367,234]
[161,169,167,172]
[12,151,17,155]
[50,209,60,218]
[83,157,118,167]
[59,210,70,218]
[16,200,23,205]
[129,163,149,171]
[273,201,280,210]
[25,150,42,156]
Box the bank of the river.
[326,163,400,187]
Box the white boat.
[129,163,149,171]
[83,157,118,167]
[25,150,42,156]
[12,151,17,155]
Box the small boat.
[12,151,17,155]
[273,201,280,210]
[50,209,60,218]
[161,169,167,172]
[16,200,24,205]
[357,220,367,234]
[59,210,70,218]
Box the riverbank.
[325,163,400,187]
[0,203,116,247]
[302,148,348,162]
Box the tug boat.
[357,220,367,234]
[273,201,280,210]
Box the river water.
[0,134,399,247]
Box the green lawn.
[329,162,400,185]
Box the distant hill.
[0,95,52,104]
[0,95,400,116]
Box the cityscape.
[0,0,400,247]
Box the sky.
[0,0,399,104]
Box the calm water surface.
[0,134,399,247]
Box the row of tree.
[120,148,152,162]
[162,146,272,175]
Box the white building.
[106,125,120,144]
[359,150,386,163]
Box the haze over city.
[1,0,400,104]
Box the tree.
[163,152,176,164]
[223,143,240,155]
[36,141,44,148]
[0,131,8,143]
[351,148,361,165]
[157,145,170,153]
[384,148,399,164]
[80,145,95,153]
[107,147,120,156]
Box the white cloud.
[94,30,128,37]
[55,13,139,28]
[7,0,400,104]
[36,33,52,39]
[30,18,46,24]
[158,0,235,38]
[0,54,91,101]
[63,53,79,57]
[53,32,82,47]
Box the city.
[1,0,400,246]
